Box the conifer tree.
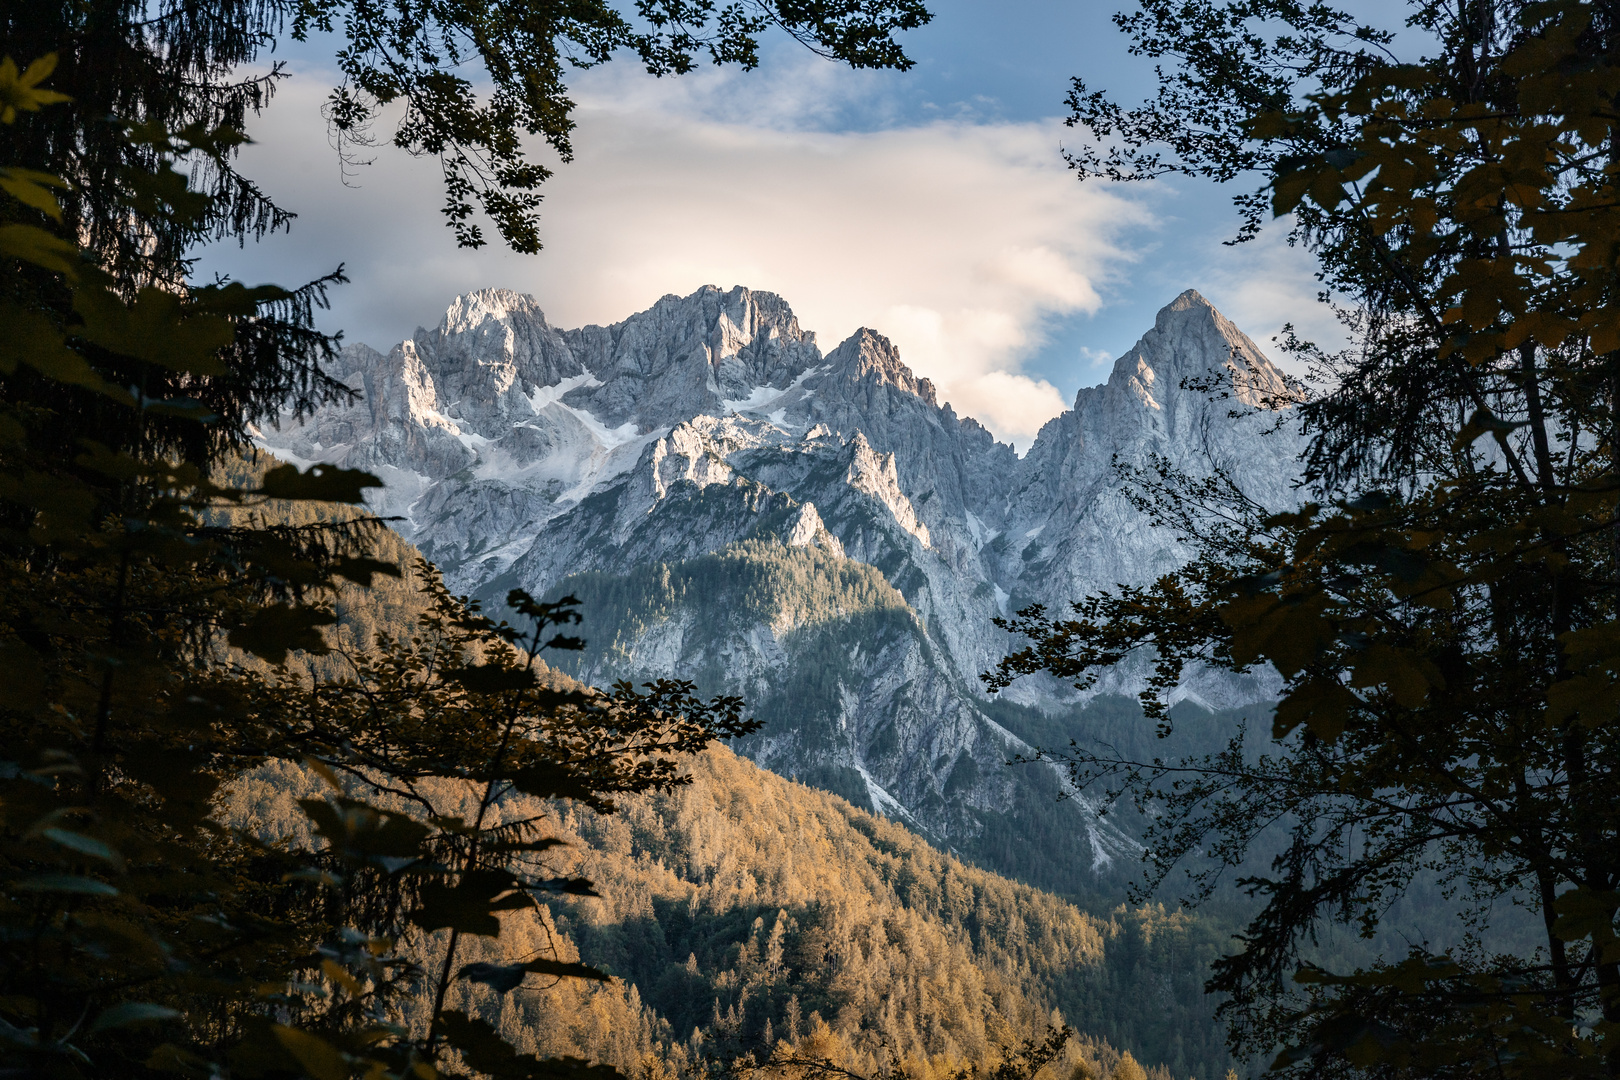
[0,82,758,1067]
[1107,1053,1145,1080]
[0,2,908,1069]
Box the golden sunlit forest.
[212,456,1228,1078]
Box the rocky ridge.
[260,285,1302,881]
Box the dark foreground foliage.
[1,0,943,1073]
[995,1,1620,1077]
[0,43,766,1080]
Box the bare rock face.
[783,503,843,556]
[259,284,1301,879]
[992,290,1298,707]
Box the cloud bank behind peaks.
[550,76,1150,442]
[201,57,1155,445]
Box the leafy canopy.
[0,46,757,1080]
[2,0,931,267]
[995,1,1620,1077]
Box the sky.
[194,0,1347,448]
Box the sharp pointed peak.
[1130,287,1254,349]
[1153,288,1225,327]
[1099,287,1295,410]
[828,328,938,406]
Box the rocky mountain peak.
[403,289,583,433]
[559,285,823,431]
[842,431,932,548]
[436,287,550,335]
[1161,287,1214,318]
[617,286,817,371]
[783,502,844,556]
[1105,288,1293,412]
[825,328,938,407]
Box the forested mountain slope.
[226,745,1232,1080]
[215,452,1236,1079]
[548,746,1231,1079]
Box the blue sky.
[197,0,1345,446]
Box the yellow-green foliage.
[1109,1052,1148,1080]
[222,746,1195,1080]
[210,452,434,670]
[545,744,1103,1071]
[530,744,1194,1078]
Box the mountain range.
[259,285,1300,892]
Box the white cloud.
[199,57,1153,446]
[1191,218,1351,378]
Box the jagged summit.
[1103,287,1293,412]
[259,284,1301,868]
[435,287,550,333]
[269,281,1297,628]
[642,284,811,341]
[1165,286,1213,313]
[824,327,939,406]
